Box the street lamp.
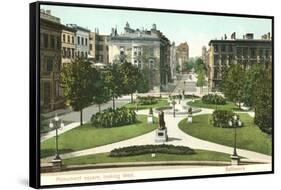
[172,99,176,118]
[228,114,242,163]
[49,114,64,161]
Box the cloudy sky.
[41,4,272,57]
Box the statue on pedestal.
[158,111,166,129]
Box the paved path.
[41,99,271,164]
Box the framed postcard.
[29,1,274,188]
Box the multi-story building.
[201,46,208,66]
[108,22,171,92]
[61,25,76,65]
[208,32,272,90]
[170,42,177,80]
[40,9,64,112]
[176,42,189,72]
[89,29,109,64]
[67,24,90,58]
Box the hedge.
[211,110,235,128]
[91,107,137,128]
[109,144,195,157]
[137,96,159,105]
[202,94,226,105]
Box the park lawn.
[187,99,247,111]
[178,114,272,155]
[124,99,169,110]
[63,150,230,165]
[41,115,157,158]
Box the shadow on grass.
[40,148,74,158]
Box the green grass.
[187,99,247,111]
[41,115,157,158]
[124,99,169,110]
[178,114,272,155]
[63,150,231,165]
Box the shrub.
[202,94,226,105]
[91,107,137,128]
[109,144,195,157]
[211,110,235,128]
[137,96,158,105]
[171,94,199,99]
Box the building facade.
[108,22,171,92]
[170,42,177,80]
[176,42,189,72]
[40,10,64,112]
[208,32,272,90]
[67,24,90,59]
[61,25,76,65]
[89,29,109,64]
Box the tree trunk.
[98,104,101,113]
[80,109,83,126]
[238,101,241,109]
[112,95,115,110]
[131,93,133,103]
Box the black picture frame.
[30,1,274,189]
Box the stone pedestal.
[147,114,153,124]
[187,116,192,123]
[51,158,62,172]
[155,128,168,143]
[230,155,240,165]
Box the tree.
[196,69,206,94]
[120,62,139,103]
[221,64,246,109]
[194,58,206,74]
[185,58,195,72]
[242,64,264,108]
[60,58,100,126]
[103,64,123,110]
[137,69,150,93]
[92,72,111,113]
[254,67,272,135]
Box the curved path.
[42,100,271,164]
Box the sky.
[41,5,272,57]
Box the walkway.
[41,99,271,164]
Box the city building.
[40,9,64,112]
[208,32,272,90]
[61,25,76,66]
[201,46,208,67]
[108,22,171,92]
[67,24,90,59]
[89,29,109,64]
[170,42,177,80]
[176,42,189,72]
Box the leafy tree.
[185,58,195,72]
[221,64,246,109]
[137,70,150,93]
[196,69,206,94]
[92,72,111,112]
[103,64,123,110]
[254,67,272,135]
[194,58,206,74]
[120,62,139,103]
[60,58,100,126]
[242,64,264,107]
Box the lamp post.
[172,99,176,118]
[228,114,242,165]
[49,114,64,161]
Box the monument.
[155,111,168,142]
[147,107,154,124]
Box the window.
[89,44,92,51]
[72,36,74,44]
[62,34,65,42]
[85,52,87,58]
[50,35,55,49]
[250,48,256,58]
[72,49,75,58]
[46,58,53,72]
[81,37,84,45]
[228,45,233,52]
[221,45,226,52]
[214,45,218,52]
[81,51,84,58]
[85,38,88,46]
[43,34,48,48]
[67,35,70,43]
[77,36,80,45]
[56,37,60,50]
